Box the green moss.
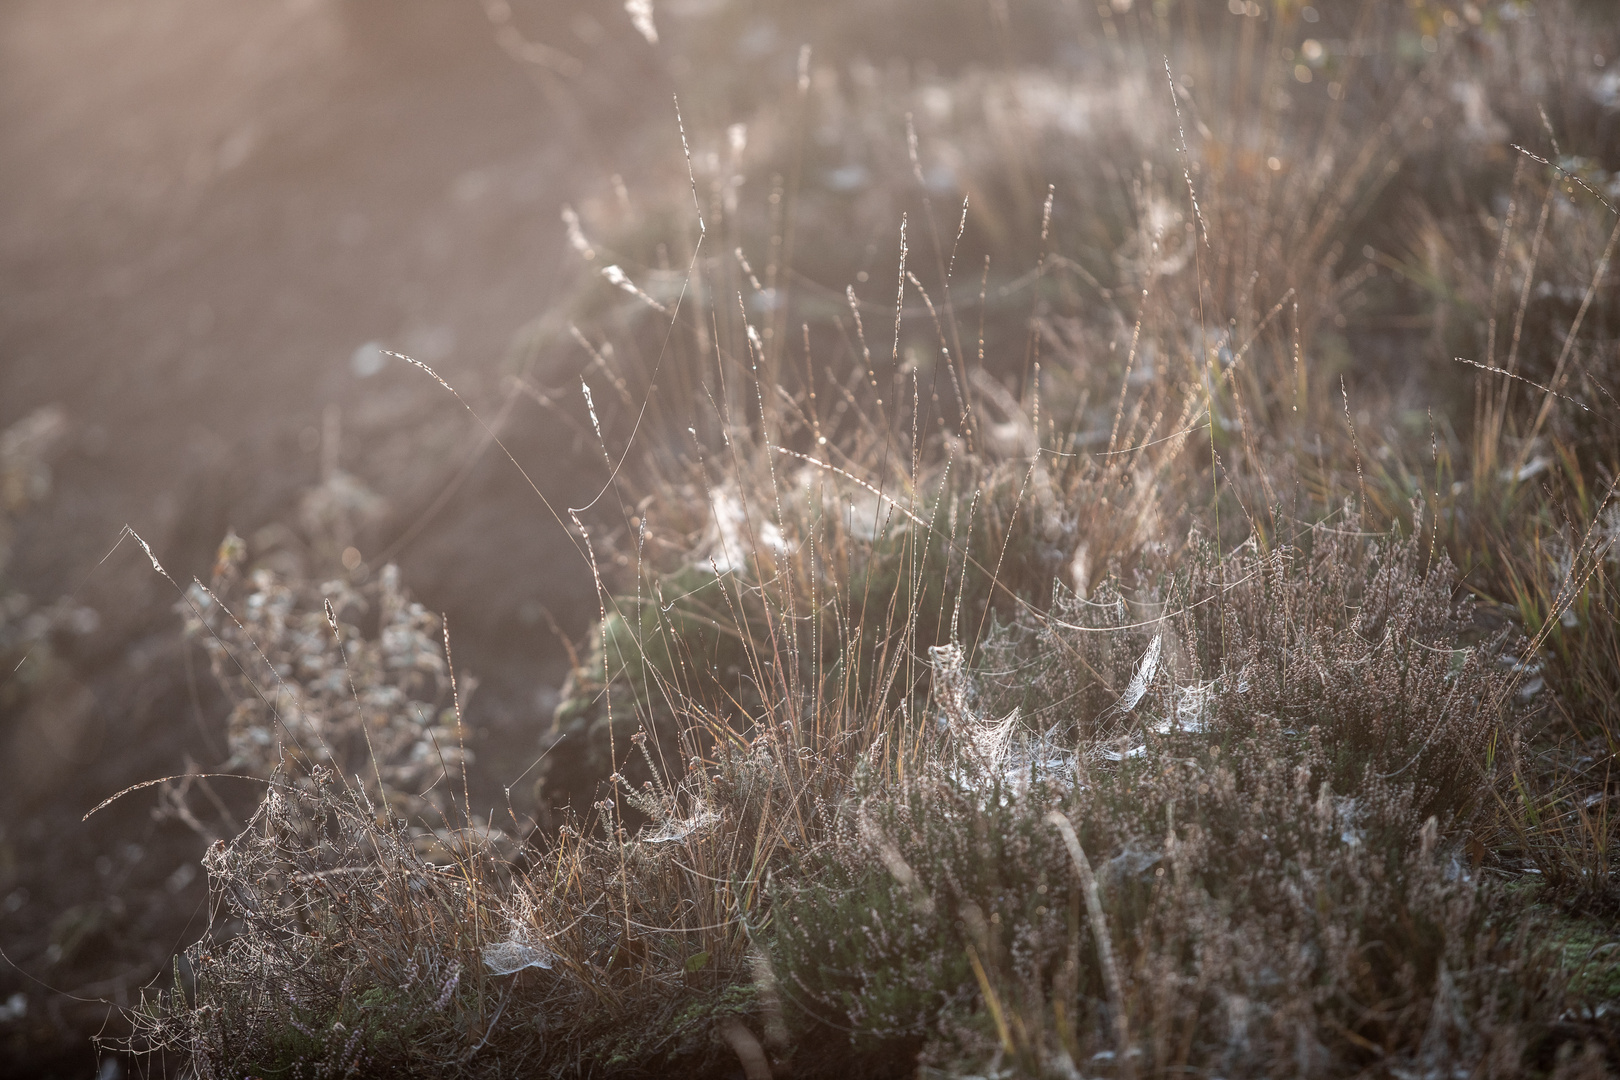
[1508,884,1620,1005]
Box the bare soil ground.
[0,2,657,1072]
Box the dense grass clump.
[127,0,1620,1075]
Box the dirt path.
[0,2,658,1072]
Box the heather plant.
[774,519,1529,1072]
[178,534,465,819]
[164,516,530,872]
[136,770,510,1078]
[779,735,1568,1078]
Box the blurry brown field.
[4,0,1620,1077]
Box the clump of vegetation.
[129,0,1620,1075]
[180,533,463,820]
[775,520,1537,1070]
